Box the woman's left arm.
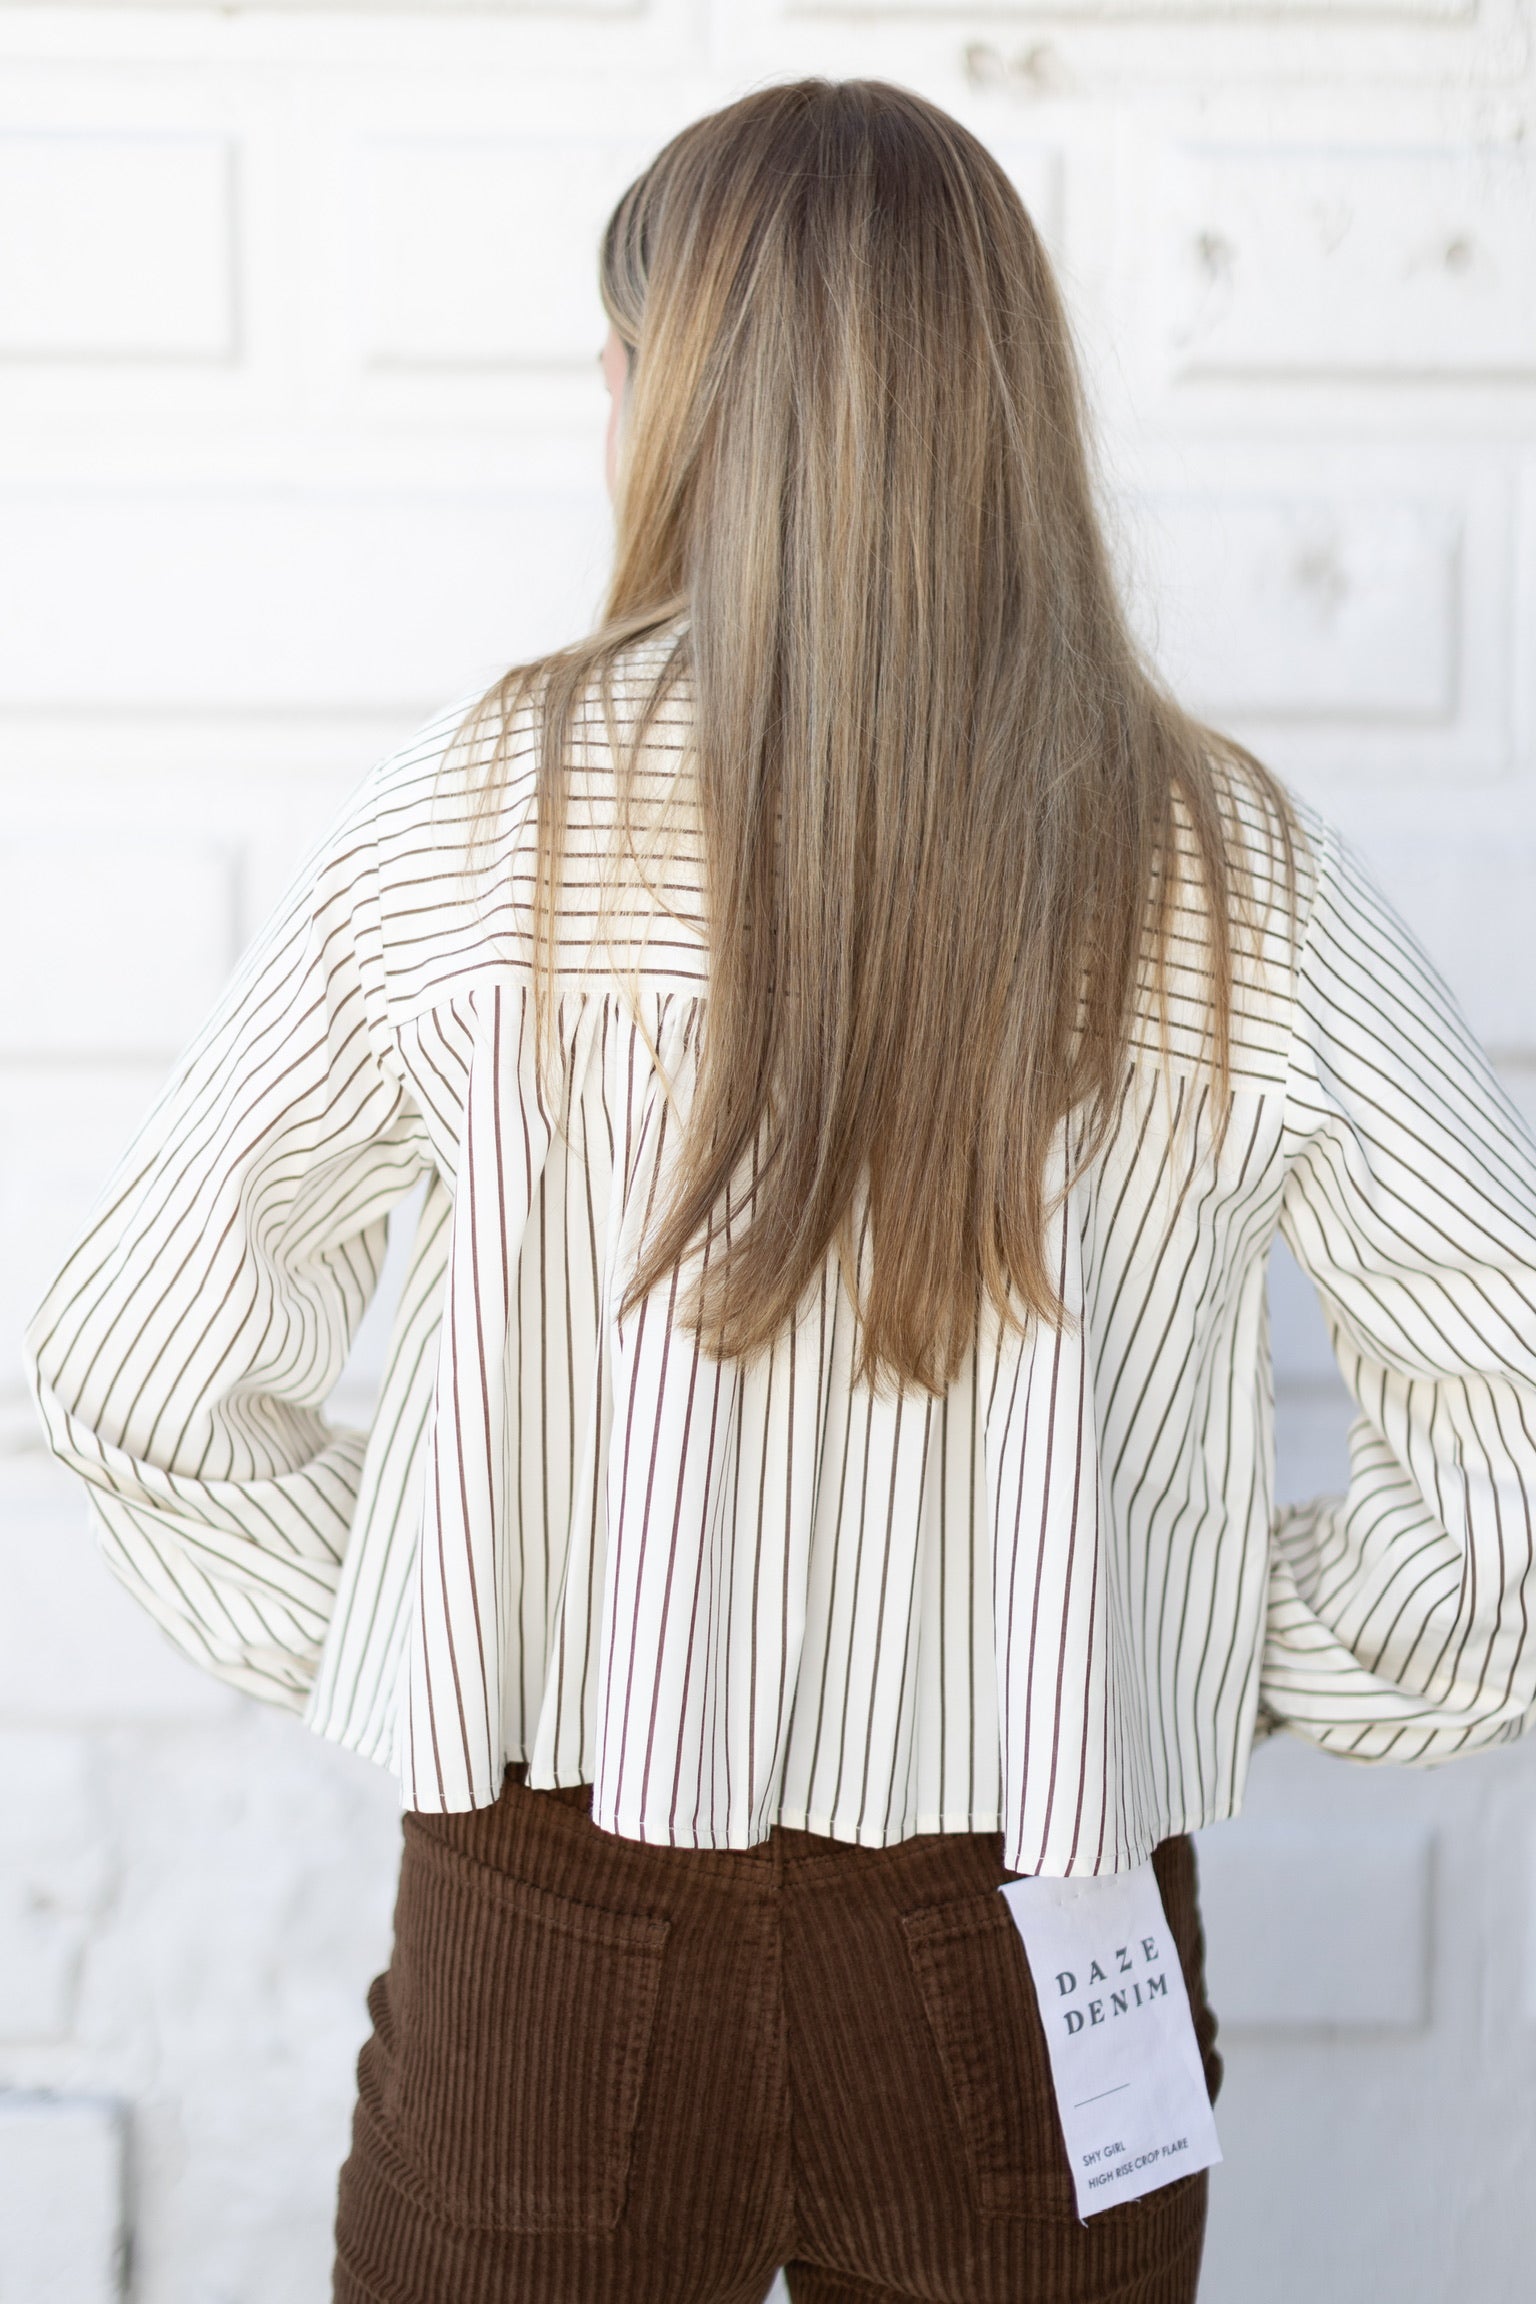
[24,766,433,1711]
[1265,823,1536,1760]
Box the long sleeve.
[1264,824,1536,1760]
[24,772,433,1710]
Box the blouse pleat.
[27,634,1536,1873]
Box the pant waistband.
[421,1763,1015,1897]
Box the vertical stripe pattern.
[26,633,1536,1873]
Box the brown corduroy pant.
[332,1768,1222,2304]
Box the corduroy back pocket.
[901,1892,1077,2221]
[370,1820,670,2233]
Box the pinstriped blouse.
[25,633,1536,1875]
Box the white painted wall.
[0,4,1533,2300]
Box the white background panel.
[988,139,1063,252]
[1197,1822,1434,2027]
[1517,453,1536,774]
[0,487,612,712]
[0,131,236,362]
[1141,492,1458,719]
[792,0,1473,13]
[358,134,653,367]
[751,0,1524,100]
[1110,450,1514,786]
[63,1,643,10]
[1159,144,1536,378]
[0,1459,237,1726]
[0,1734,112,2043]
[0,2091,124,2304]
[0,835,235,1057]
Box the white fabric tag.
[1000,1863,1221,2219]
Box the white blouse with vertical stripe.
[26,635,1536,1876]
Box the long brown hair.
[468,77,1293,1397]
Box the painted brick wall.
[0,6,1532,2300]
